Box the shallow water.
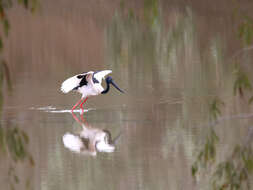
[0,0,253,190]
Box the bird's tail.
[61,75,80,93]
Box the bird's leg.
[71,98,84,113]
[71,98,85,124]
[72,111,82,125]
[80,97,88,113]
[80,97,88,121]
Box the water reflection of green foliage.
[238,16,253,46]
[212,143,253,189]
[192,96,253,189]
[6,127,32,163]
[190,3,253,188]
[120,0,159,27]
[0,0,38,52]
[3,126,34,189]
[109,1,253,188]
[232,0,253,46]
[233,64,252,98]
[192,128,219,177]
[0,1,37,189]
[143,0,159,27]
[209,98,224,121]
[0,67,34,189]
[107,2,199,97]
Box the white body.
[61,70,112,98]
[78,81,103,98]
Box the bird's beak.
[110,80,124,93]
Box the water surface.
[1,0,253,190]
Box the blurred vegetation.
[192,98,253,189]
[0,1,37,189]
[212,142,253,190]
[191,12,253,183]
[0,61,34,189]
[143,0,159,27]
[109,0,253,189]
[192,128,219,177]
[238,17,253,46]
[0,0,38,52]
[233,65,252,98]
[116,0,253,189]
[209,98,225,121]
[192,75,253,189]
[1,124,34,190]
[191,2,253,188]
[232,0,253,47]
[0,63,34,189]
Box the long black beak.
[101,76,124,94]
[110,80,124,93]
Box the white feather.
[61,75,82,93]
[96,142,115,152]
[62,133,83,152]
[93,70,112,83]
[61,71,94,93]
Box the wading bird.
[62,123,121,156]
[61,70,124,114]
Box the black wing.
[73,74,88,90]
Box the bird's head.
[105,76,113,84]
[95,131,115,153]
[101,76,124,94]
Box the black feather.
[79,76,88,86]
[77,75,84,79]
[73,74,88,90]
[92,71,100,84]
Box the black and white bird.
[61,70,124,113]
[62,123,119,156]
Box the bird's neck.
[101,81,110,94]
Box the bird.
[62,123,120,156]
[61,70,124,114]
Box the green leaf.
[26,179,31,189]
[29,154,35,166]
[2,60,12,92]
[245,159,253,173]
[191,164,198,177]
[128,9,134,20]
[21,130,29,144]
[249,96,253,104]
[3,18,9,36]
[14,175,19,184]
[0,37,3,52]
[120,0,125,9]
[238,17,253,45]
[0,126,5,153]
[233,66,252,97]
[24,0,29,9]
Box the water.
[0,0,253,190]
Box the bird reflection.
[62,122,120,156]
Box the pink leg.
[80,97,88,121]
[71,98,85,124]
[71,98,84,113]
[71,97,88,125]
[72,111,82,124]
[80,98,88,113]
